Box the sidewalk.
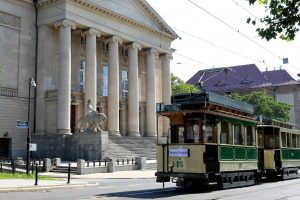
[0,170,156,192]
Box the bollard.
[31,161,34,174]
[11,159,15,175]
[39,160,41,165]
[127,159,129,164]
[104,160,107,166]
[132,158,134,164]
[93,160,95,167]
[67,163,71,184]
[87,160,89,167]
[122,159,124,165]
[117,159,119,165]
[34,164,38,185]
[0,161,2,172]
[99,160,101,166]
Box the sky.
[146,0,300,81]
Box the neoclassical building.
[0,0,177,157]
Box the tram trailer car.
[258,119,300,181]
[156,92,260,189]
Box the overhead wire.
[187,0,283,62]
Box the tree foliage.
[171,73,199,95]
[247,0,300,41]
[230,91,292,122]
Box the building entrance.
[0,138,11,156]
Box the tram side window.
[220,121,232,144]
[233,124,244,145]
[281,132,287,147]
[246,126,256,146]
[287,133,291,147]
[203,124,217,143]
[292,134,297,148]
[257,129,264,147]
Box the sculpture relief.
[77,100,107,132]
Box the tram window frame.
[281,132,287,147]
[178,126,185,143]
[220,121,232,145]
[245,126,256,146]
[233,124,244,146]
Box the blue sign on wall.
[16,120,28,128]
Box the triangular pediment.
[88,0,178,38]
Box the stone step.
[50,166,77,174]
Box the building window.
[102,43,109,51]
[80,35,86,46]
[121,46,128,57]
[121,70,128,99]
[101,66,108,96]
[80,59,86,92]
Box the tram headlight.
[168,161,174,168]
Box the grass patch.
[0,172,57,180]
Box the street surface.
[2,177,300,199]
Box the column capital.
[106,35,122,44]
[82,28,101,37]
[143,48,158,56]
[126,42,141,50]
[54,19,76,30]
[160,53,173,60]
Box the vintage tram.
[155,92,300,189]
[258,119,300,180]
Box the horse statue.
[77,100,107,132]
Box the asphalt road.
[2,177,300,200]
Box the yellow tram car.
[156,92,259,189]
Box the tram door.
[0,138,11,156]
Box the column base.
[146,132,157,137]
[127,132,141,137]
[57,129,72,135]
[109,130,121,136]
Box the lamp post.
[26,78,36,175]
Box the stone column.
[127,42,141,137]
[54,19,76,134]
[36,25,53,134]
[161,53,172,137]
[145,48,157,137]
[107,36,122,136]
[82,28,101,114]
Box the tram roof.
[168,92,254,114]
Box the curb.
[0,183,99,193]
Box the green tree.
[230,91,292,122]
[247,0,300,41]
[171,73,199,95]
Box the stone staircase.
[107,136,157,160]
[50,166,77,174]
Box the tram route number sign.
[169,148,189,157]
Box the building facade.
[0,0,177,157]
[187,64,300,129]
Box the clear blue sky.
[147,0,300,81]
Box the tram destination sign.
[169,148,190,157]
